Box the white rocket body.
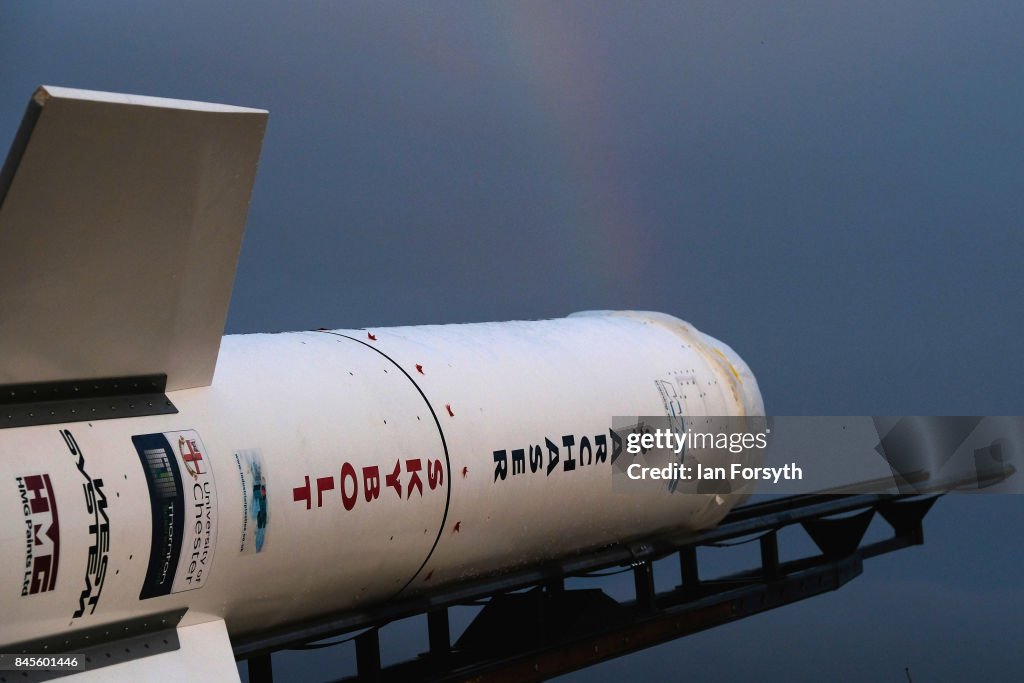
[0,89,762,681]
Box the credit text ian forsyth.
[623,426,803,484]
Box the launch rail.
[238,492,938,682]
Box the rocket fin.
[0,86,267,391]
[66,618,241,683]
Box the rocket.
[0,87,762,681]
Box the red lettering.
[315,476,334,507]
[292,476,311,509]
[340,462,358,511]
[30,555,53,594]
[428,459,444,490]
[363,466,381,502]
[25,475,50,514]
[386,460,402,498]
[406,459,423,498]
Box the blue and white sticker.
[233,449,268,554]
[133,430,218,599]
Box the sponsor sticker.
[233,449,268,554]
[133,430,218,599]
[61,429,110,619]
[15,473,60,596]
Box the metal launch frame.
[237,493,938,682]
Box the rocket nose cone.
[570,310,764,416]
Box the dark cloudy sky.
[2,2,1022,681]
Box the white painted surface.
[70,619,240,683]
[0,311,761,654]
[0,86,266,390]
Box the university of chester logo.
[179,436,205,479]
